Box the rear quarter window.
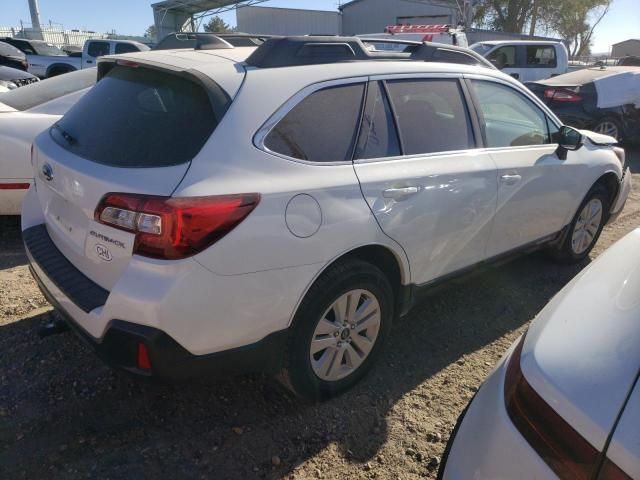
[52,65,230,168]
[264,83,366,162]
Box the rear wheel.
[593,116,623,142]
[281,259,393,400]
[549,185,610,263]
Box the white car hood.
[522,229,640,450]
[579,129,617,145]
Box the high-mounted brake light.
[544,88,583,103]
[504,336,632,479]
[95,193,260,260]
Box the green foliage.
[144,24,156,41]
[202,16,233,33]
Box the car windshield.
[33,42,66,56]
[469,43,493,55]
[0,68,96,111]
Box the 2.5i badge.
[84,220,134,263]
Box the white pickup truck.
[0,38,149,78]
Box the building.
[612,39,640,58]
[237,6,341,35]
[339,0,460,35]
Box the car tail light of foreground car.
[95,193,260,260]
[544,87,583,103]
[504,336,631,480]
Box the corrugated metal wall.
[340,0,459,35]
[237,6,341,35]
[612,40,640,57]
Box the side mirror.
[556,126,584,160]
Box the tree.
[202,16,233,33]
[144,24,156,41]
[546,0,611,57]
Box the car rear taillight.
[504,336,632,479]
[95,193,260,260]
[544,88,583,102]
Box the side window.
[264,83,365,162]
[115,43,140,54]
[488,46,517,69]
[386,78,474,155]
[15,40,35,55]
[470,80,553,147]
[526,45,557,68]
[355,81,401,159]
[87,41,110,58]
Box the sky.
[1,0,638,54]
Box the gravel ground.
[1,146,639,480]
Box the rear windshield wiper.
[52,123,77,146]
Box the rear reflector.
[544,88,583,102]
[504,336,631,479]
[95,193,260,260]
[0,183,30,190]
[136,343,152,371]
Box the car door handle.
[383,186,419,199]
[500,174,522,185]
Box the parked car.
[0,65,39,91]
[526,66,640,143]
[22,36,630,400]
[439,228,640,480]
[0,68,95,215]
[618,55,640,67]
[358,24,468,51]
[0,41,28,71]
[470,40,569,82]
[1,37,149,78]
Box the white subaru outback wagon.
[22,36,631,400]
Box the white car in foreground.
[0,68,95,214]
[22,37,630,400]
[439,229,640,479]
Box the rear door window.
[355,81,401,159]
[526,45,557,67]
[385,78,474,155]
[264,83,366,162]
[52,65,229,167]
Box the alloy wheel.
[594,121,619,140]
[309,289,381,382]
[571,198,603,255]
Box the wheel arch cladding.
[595,171,620,206]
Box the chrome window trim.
[253,76,369,166]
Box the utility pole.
[27,0,42,30]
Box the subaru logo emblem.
[42,163,53,181]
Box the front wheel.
[549,185,610,263]
[281,259,393,400]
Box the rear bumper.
[24,222,289,379]
[28,259,288,379]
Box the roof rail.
[245,36,495,69]
[154,32,272,50]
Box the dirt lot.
[2,147,639,480]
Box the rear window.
[0,68,96,111]
[52,65,229,168]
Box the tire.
[593,116,623,142]
[281,258,394,401]
[549,184,610,263]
